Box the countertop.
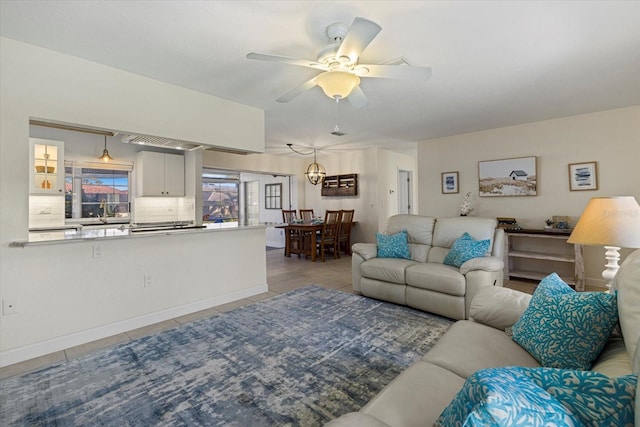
[12,222,271,247]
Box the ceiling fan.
[247,17,432,108]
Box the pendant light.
[305,149,326,185]
[99,135,113,162]
[287,144,327,186]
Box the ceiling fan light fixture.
[316,71,360,100]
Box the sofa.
[327,249,640,427]
[351,215,505,320]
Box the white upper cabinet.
[136,151,184,197]
[29,138,65,195]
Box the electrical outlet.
[3,299,19,315]
[144,275,152,287]
[39,207,51,214]
[93,245,103,259]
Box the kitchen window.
[65,162,131,222]
[202,169,239,223]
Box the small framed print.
[568,161,598,191]
[441,171,459,194]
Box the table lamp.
[567,196,640,290]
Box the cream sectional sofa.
[351,215,505,320]
[327,249,640,426]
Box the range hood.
[121,134,204,151]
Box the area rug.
[0,286,452,426]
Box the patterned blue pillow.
[376,230,411,259]
[435,366,637,427]
[512,273,618,370]
[443,232,490,268]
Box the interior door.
[398,170,412,215]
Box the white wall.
[418,106,640,287]
[203,148,418,246]
[0,37,267,365]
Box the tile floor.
[1,248,533,379]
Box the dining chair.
[282,209,297,223]
[281,209,302,258]
[316,210,342,261]
[299,209,314,222]
[337,209,355,255]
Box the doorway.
[398,169,412,215]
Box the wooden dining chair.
[281,209,302,257]
[282,209,297,223]
[338,209,355,255]
[299,209,314,222]
[316,210,342,261]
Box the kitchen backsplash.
[29,196,196,228]
[133,197,195,224]
[28,196,65,228]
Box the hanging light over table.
[287,144,326,186]
[99,135,113,162]
[305,149,326,185]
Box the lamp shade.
[567,197,640,248]
[315,71,360,99]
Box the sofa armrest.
[459,256,504,275]
[469,286,531,330]
[352,243,378,261]
[324,412,391,427]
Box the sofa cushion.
[424,320,540,379]
[469,286,531,331]
[375,230,411,259]
[512,273,618,370]
[361,258,416,285]
[612,249,640,364]
[432,217,497,254]
[385,214,435,246]
[405,263,465,296]
[435,367,637,427]
[361,361,465,427]
[443,232,490,268]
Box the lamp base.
[602,245,621,292]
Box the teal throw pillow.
[511,273,618,370]
[435,366,637,427]
[443,232,490,268]
[376,231,411,259]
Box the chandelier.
[287,144,326,185]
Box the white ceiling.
[1,1,639,156]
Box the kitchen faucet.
[98,200,108,223]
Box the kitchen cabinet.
[29,138,65,195]
[136,151,184,196]
[504,229,585,291]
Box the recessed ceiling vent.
[121,134,203,151]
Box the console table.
[504,229,585,291]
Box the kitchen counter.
[11,222,271,247]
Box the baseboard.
[0,284,268,368]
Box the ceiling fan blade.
[347,86,368,109]
[276,77,319,103]
[357,64,432,81]
[247,52,327,70]
[336,17,382,62]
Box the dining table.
[275,221,324,262]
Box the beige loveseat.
[351,215,505,320]
[328,249,640,427]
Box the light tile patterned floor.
[1,248,531,379]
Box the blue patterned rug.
[0,286,452,426]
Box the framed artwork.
[264,183,282,209]
[441,171,459,194]
[478,156,537,197]
[568,161,598,191]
